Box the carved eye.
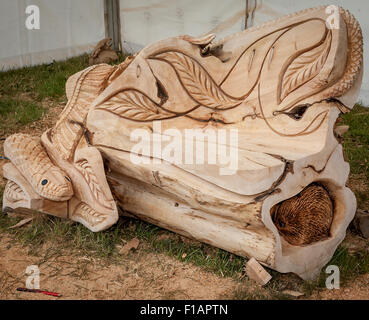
[41,179,48,186]
[65,176,71,182]
[273,104,309,120]
[288,105,308,120]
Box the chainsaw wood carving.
[89,38,119,66]
[2,6,363,279]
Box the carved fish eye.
[41,179,48,186]
[65,176,71,182]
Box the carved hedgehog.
[271,183,334,246]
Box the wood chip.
[245,257,272,286]
[8,217,34,229]
[282,290,304,297]
[334,125,349,137]
[119,238,140,255]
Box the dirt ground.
[310,274,369,300]
[310,273,369,300]
[0,234,240,300]
[1,230,369,300]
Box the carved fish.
[4,133,73,201]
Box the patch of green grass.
[0,213,129,259]
[329,246,369,279]
[0,55,91,136]
[302,245,369,295]
[0,54,131,137]
[0,98,45,131]
[240,241,369,298]
[341,104,369,179]
[0,53,130,102]
[233,241,369,299]
[0,212,246,277]
[355,190,369,208]
[152,236,245,278]
[0,55,90,101]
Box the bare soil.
[310,273,369,300]
[0,234,239,300]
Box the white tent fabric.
[119,0,247,53]
[120,0,246,53]
[119,0,368,105]
[0,0,105,71]
[0,0,367,104]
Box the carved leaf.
[97,90,173,121]
[154,51,241,109]
[76,159,112,209]
[281,32,331,101]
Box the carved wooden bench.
[2,6,363,279]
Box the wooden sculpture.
[1,6,363,279]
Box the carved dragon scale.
[1,6,363,279]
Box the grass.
[341,104,369,179]
[0,54,91,138]
[0,55,90,101]
[341,104,369,209]
[301,246,369,296]
[0,98,45,132]
[0,212,246,279]
[152,235,245,278]
[233,243,369,300]
[0,55,368,300]
[0,53,128,138]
